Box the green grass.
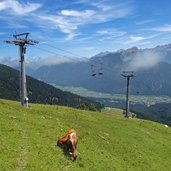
[0,99,171,171]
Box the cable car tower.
[4,33,38,107]
[121,71,134,118]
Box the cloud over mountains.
[127,50,165,71]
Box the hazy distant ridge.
[32,44,171,96]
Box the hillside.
[32,44,171,96]
[1,99,171,171]
[0,64,103,111]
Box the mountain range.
[31,43,171,96]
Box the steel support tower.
[4,33,38,107]
[121,71,134,118]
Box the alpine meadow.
[0,99,171,171]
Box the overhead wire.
[32,45,60,56]
[1,35,85,58]
[1,39,58,56]
[1,39,86,60]
[32,44,83,62]
[41,42,85,58]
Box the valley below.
[54,85,171,126]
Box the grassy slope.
[0,99,171,171]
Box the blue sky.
[0,0,171,63]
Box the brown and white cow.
[57,129,78,160]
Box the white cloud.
[130,36,146,42]
[91,1,114,11]
[97,29,126,37]
[128,50,165,71]
[91,3,132,22]
[154,24,171,32]
[7,22,28,29]
[61,9,95,18]
[37,14,79,40]
[65,32,80,41]
[0,1,6,10]
[136,19,154,25]
[123,35,146,44]
[37,1,133,40]
[0,57,18,67]
[31,55,88,68]
[0,55,85,69]
[96,29,127,42]
[0,0,41,15]
[39,56,75,66]
[0,0,133,44]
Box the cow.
[57,129,78,160]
